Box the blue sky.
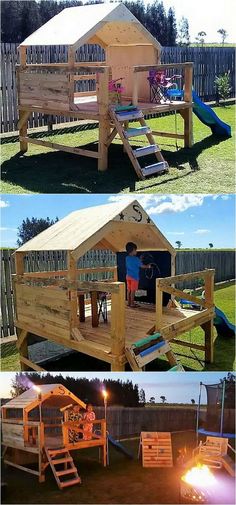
[1,194,234,249]
[0,371,228,402]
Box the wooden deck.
[79,303,200,350]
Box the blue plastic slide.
[192,90,231,137]
[107,434,133,459]
[214,306,235,338]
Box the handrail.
[16,63,108,73]
[13,274,124,294]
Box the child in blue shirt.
[125,242,151,307]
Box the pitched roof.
[20,3,161,51]
[16,200,175,259]
[3,384,86,410]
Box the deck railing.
[155,269,215,333]
[132,62,193,105]
[62,418,106,446]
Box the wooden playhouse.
[13,200,216,372]
[1,384,107,489]
[17,3,193,179]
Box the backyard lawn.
[1,105,235,194]
[2,433,235,504]
[1,283,235,372]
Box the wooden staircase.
[109,105,169,180]
[139,432,173,468]
[45,447,81,490]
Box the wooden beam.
[156,280,163,331]
[68,253,78,331]
[134,62,193,72]
[4,460,40,477]
[111,283,125,371]
[201,320,214,363]
[17,111,30,131]
[19,137,99,159]
[16,63,106,72]
[160,285,206,308]
[73,74,96,81]
[159,270,215,286]
[98,67,110,172]
[204,270,215,308]
[19,356,46,372]
[152,131,185,140]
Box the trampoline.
[196,380,235,441]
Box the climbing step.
[125,332,177,370]
[141,161,169,177]
[109,105,168,180]
[45,447,81,490]
[124,126,151,138]
[134,144,159,158]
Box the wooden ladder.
[45,447,81,490]
[125,333,177,371]
[139,432,173,468]
[109,105,169,180]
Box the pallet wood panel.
[2,423,25,449]
[141,432,173,467]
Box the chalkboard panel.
[117,251,171,305]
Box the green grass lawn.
[1,105,235,194]
[1,284,235,372]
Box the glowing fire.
[182,464,216,489]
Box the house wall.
[107,45,159,101]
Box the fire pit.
[180,464,216,504]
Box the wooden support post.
[156,280,163,332]
[202,270,215,363]
[91,291,99,327]
[132,72,139,105]
[68,46,75,107]
[101,419,107,467]
[180,108,193,148]
[18,330,30,371]
[78,293,85,322]
[98,67,110,172]
[18,46,28,152]
[111,283,125,371]
[68,253,78,332]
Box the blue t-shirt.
[126,255,142,281]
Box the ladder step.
[124,127,151,138]
[115,110,143,121]
[141,161,169,177]
[48,448,68,456]
[60,477,81,488]
[134,145,159,158]
[53,457,73,465]
[56,468,77,477]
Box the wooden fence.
[1,248,235,338]
[1,44,235,133]
[94,406,196,438]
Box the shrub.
[214,73,231,103]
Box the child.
[68,405,83,443]
[125,242,151,308]
[83,404,96,441]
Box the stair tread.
[60,477,81,488]
[115,111,143,121]
[52,457,73,465]
[48,448,68,455]
[141,161,169,177]
[134,144,159,157]
[125,127,151,138]
[56,468,77,477]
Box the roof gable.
[3,384,86,411]
[20,3,160,51]
[16,200,174,257]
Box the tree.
[209,243,213,248]
[175,240,182,249]
[139,388,146,406]
[191,398,195,404]
[160,395,166,403]
[177,17,190,46]
[167,7,177,46]
[10,372,32,397]
[149,396,155,404]
[217,28,228,45]
[195,31,207,46]
[17,216,59,246]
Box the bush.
[214,73,231,103]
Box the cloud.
[0,227,17,232]
[0,199,10,208]
[167,231,185,236]
[221,195,230,200]
[194,229,211,234]
[108,194,208,215]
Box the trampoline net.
[204,382,235,434]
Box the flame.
[182,464,216,488]
[102,389,108,399]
